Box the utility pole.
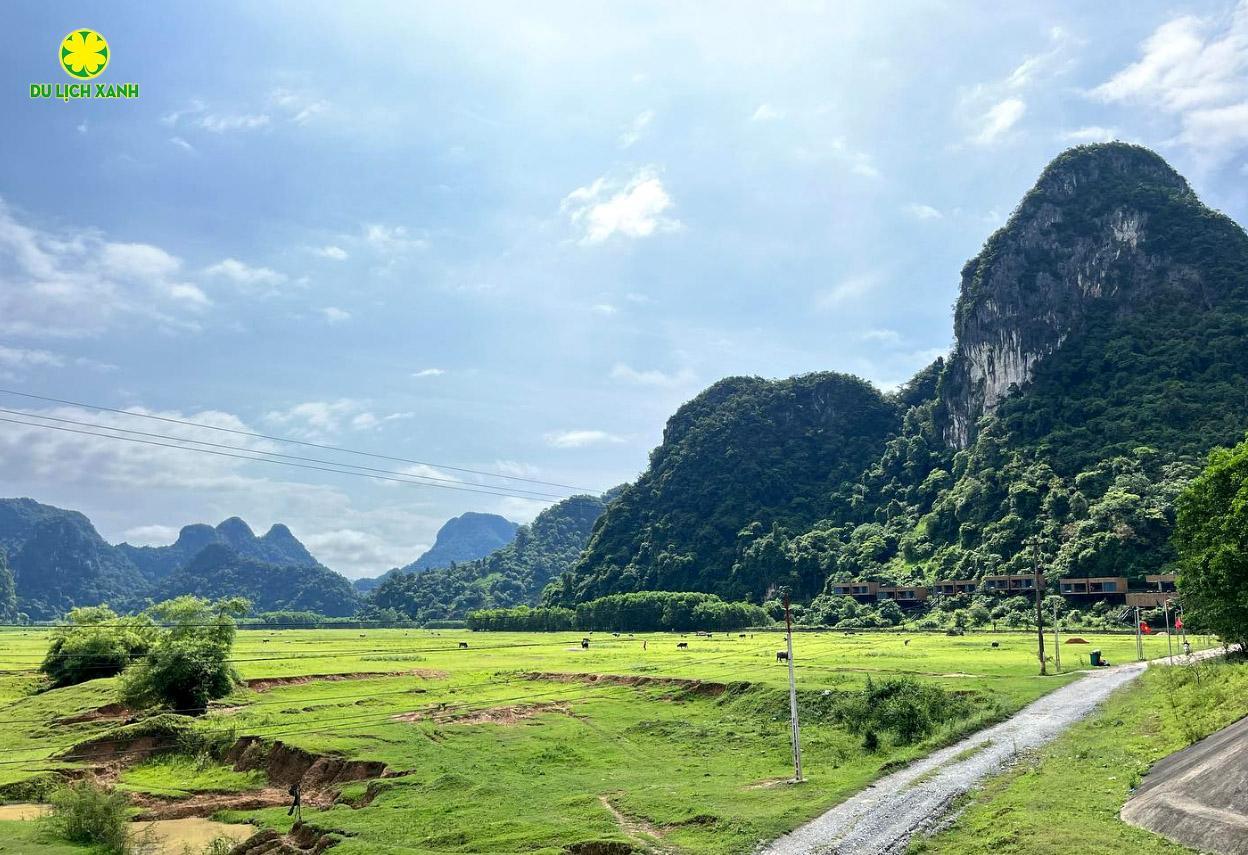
[1163,598,1174,661]
[782,591,803,783]
[1052,599,1061,673]
[1028,536,1046,676]
[1135,606,1144,661]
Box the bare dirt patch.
[225,737,389,790]
[244,669,446,693]
[55,702,133,725]
[392,701,572,726]
[229,821,346,854]
[523,671,729,697]
[131,788,300,820]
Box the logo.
[29,29,138,101]
[60,29,109,80]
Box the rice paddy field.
[0,628,1211,854]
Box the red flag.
[1140,622,1152,634]
[1175,616,1183,630]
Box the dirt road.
[761,649,1227,855]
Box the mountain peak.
[215,516,256,540]
[398,512,519,574]
[1032,143,1191,201]
[939,144,1231,448]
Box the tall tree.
[1174,435,1248,648]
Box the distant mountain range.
[0,498,358,620]
[353,512,518,592]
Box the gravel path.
[761,649,1227,855]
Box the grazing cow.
[581,639,590,649]
[677,642,688,649]
[738,633,746,638]
[990,641,1000,648]
[776,651,789,662]
[458,641,469,649]
[904,639,910,646]
[612,632,620,637]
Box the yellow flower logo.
[60,30,109,80]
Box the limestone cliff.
[940,144,1205,447]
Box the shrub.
[121,596,247,713]
[43,779,131,854]
[41,606,154,688]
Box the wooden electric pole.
[1028,536,1046,676]
[782,591,803,782]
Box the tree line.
[468,591,771,632]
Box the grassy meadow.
[0,628,1212,854]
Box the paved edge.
[759,647,1230,855]
[1120,704,1248,855]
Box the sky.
[3,1,1248,578]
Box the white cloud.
[544,429,625,448]
[1092,5,1248,159]
[562,167,681,244]
[0,198,208,337]
[619,109,655,148]
[264,399,410,438]
[751,103,785,121]
[903,203,942,220]
[971,98,1025,146]
[205,258,288,292]
[320,306,351,323]
[609,363,696,387]
[411,368,445,378]
[270,88,330,125]
[304,528,420,573]
[591,303,618,316]
[1061,126,1118,143]
[314,245,349,261]
[1005,27,1075,89]
[815,273,880,309]
[1092,12,1248,112]
[198,113,271,133]
[364,223,428,254]
[858,329,903,345]
[0,345,64,372]
[122,524,180,546]
[161,100,206,127]
[169,136,195,153]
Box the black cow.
[458,641,469,649]
[677,642,688,649]
[776,651,789,662]
[581,639,590,649]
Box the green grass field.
[0,628,1212,854]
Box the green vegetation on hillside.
[1175,433,1248,647]
[370,493,607,623]
[547,373,900,605]
[549,144,1248,609]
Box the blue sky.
[2,1,1248,576]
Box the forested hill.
[369,493,610,623]
[118,516,319,581]
[0,498,342,620]
[546,143,1248,606]
[155,544,361,617]
[353,512,519,592]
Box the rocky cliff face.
[940,144,1203,448]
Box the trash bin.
[1089,649,1102,667]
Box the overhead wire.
[0,388,599,493]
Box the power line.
[0,408,570,501]
[0,415,565,503]
[0,388,599,493]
